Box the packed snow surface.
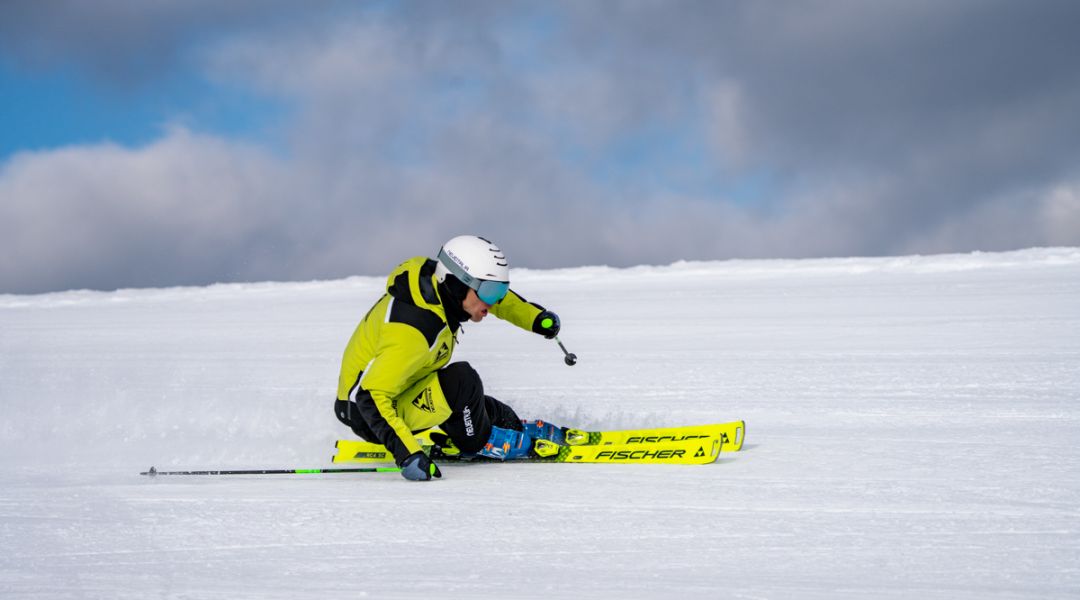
[2,248,1079,598]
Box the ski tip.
[140,466,158,477]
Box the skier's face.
[462,288,490,322]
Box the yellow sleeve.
[356,323,431,458]
[336,322,368,400]
[490,289,544,332]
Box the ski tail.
[333,439,396,464]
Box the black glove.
[399,451,442,481]
[532,310,561,339]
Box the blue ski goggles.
[437,250,510,305]
[474,279,510,305]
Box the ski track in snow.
[2,247,1079,598]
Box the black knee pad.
[334,399,350,426]
[334,399,377,442]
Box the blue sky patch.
[0,60,288,158]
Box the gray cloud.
[0,0,327,87]
[1,1,1079,294]
[553,1,1080,245]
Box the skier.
[334,235,564,481]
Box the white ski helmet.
[435,235,510,304]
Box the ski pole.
[554,335,577,366]
[140,466,400,476]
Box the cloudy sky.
[2,0,1079,294]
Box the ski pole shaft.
[555,336,578,366]
[141,466,400,476]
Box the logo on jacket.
[412,389,436,413]
[435,342,450,363]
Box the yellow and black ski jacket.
[336,256,545,464]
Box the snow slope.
[2,248,1079,598]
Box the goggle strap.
[437,249,508,300]
[437,249,479,288]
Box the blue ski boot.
[521,420,590,446]
[429,427,562,460]
[521,420,565,445]
[478,426,535,460]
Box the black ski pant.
[334,361,521,454]
[436,361,522,453]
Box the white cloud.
[0,128,291,292]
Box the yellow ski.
[333,421,745,463]
[524,436,723,464]
[331,420,744,463]
[334,436,724,465]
